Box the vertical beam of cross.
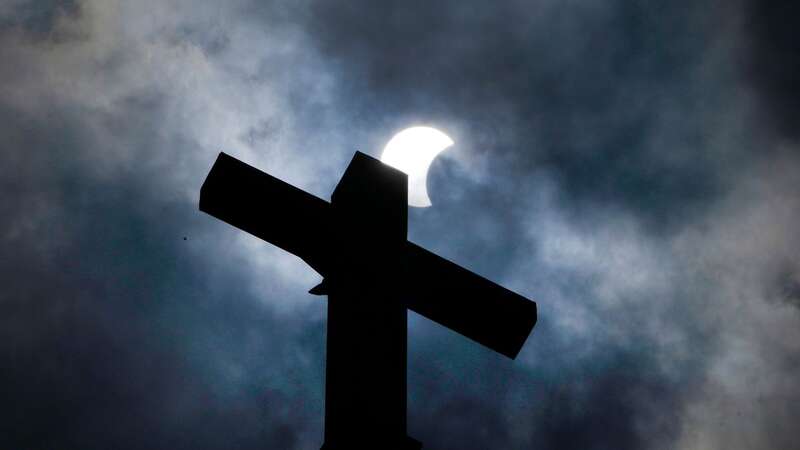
[321,153,418,449]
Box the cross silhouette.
[200,151,537,449]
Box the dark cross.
[199,151,537,449]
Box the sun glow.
[380,127,454,207]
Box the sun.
[380,127,454,207]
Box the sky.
[1,1,799,449]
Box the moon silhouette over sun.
[380,127,454,207]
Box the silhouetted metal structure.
[200,151,537,449]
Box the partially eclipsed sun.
[380,127,454,208]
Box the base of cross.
[321,435,422,450]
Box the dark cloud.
[1,1,800,449]
[782,278,800,307]
[0,83,325,449]
[535,354,683,450]
[772,269,800,308]
[0,0,78,35]
[304,0,732,232]
[744,0,800,142]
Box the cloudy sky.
[2,1,799,449]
